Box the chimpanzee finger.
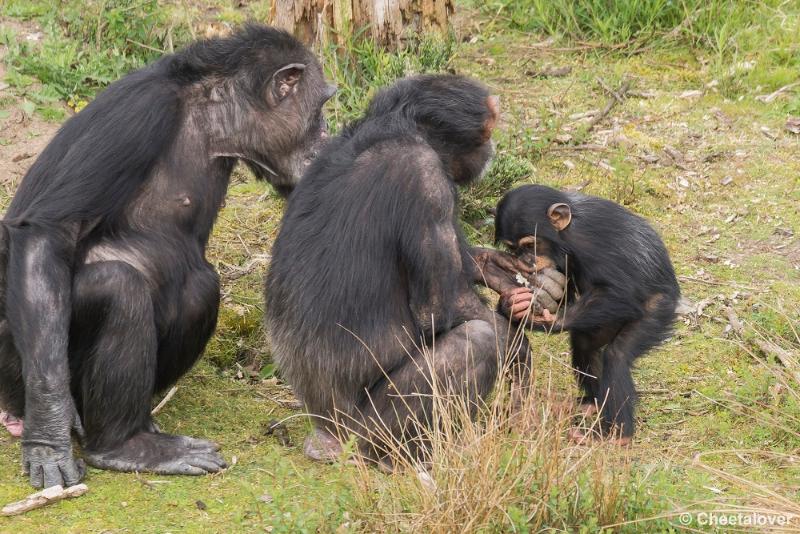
[542,267,567,289]
[533,288,558,313]
[28,463,44,489]
[504,286,533,299]
[60,458,85,487]
[535,270,566,303]
[509,300,534,316]
[43,464,64,489]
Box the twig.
[151,386,178,415]
[550,143,608,152]
[753,339,800,385]
[725,306,744,336]
[2,484,88,516]
[596,77,625,104]
[126,38,165,54]
[755,81,800,103]
[584,80,631,135]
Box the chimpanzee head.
[176,24,337,195]
[365,75,499,185]
[495,185,574,271]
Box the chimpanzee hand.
[526,267,567,313]
[22,441,85,489]
[470,247,536,294]
[499,267,567,326]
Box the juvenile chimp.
[495,185,680,443]
[0,24,336,488]
[266,75,564,464]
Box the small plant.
[1,0,191,103]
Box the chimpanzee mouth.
[212,152,279,177]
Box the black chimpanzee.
[495,184,680,443]
[265,75,565,464]
[0,24,336,488]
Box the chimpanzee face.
[450,95,499,185]
[451,139,494,185]
[247,58,337,193]
[209,55,336,195]
[502,235,561,272]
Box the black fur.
[0,24,333,488]
[266,75,528,463]
[495,184,680,438]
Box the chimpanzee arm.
[468,247,525,292]
[559,287,642,332]
[399,162,464,338]
[4,223,84,488]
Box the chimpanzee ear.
[482,96,500,141]
[270,63,306,103]
[547,203,572,231]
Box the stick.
[151,386,178,415]
[755,81,800,103]
[584,80,631,135]
[754,339,800,385]
[596,77,625,103]
[2,484,88,516]
[725,306,744,336]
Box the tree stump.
[270,0,453,49]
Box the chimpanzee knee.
[155,267,220,392]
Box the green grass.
[1,0,799,531]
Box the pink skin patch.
[1,412,23,438]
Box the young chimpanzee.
[495,185,680,443]
[266,75,564,465]
[0,24,336,488]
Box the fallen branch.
[753,339,800,385]
[151,386,178,415]
[2,484,88,516]
[727,308,800,384]
[755,81,800,103]
[584,79,631,135]
[725,306,744,336]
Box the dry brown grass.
[330,321,638,533]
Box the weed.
[1,0,191,103]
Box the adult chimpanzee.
[0,24,336,488]
[495,184,680,443]
[265,75,565,464]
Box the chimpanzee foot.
[578,401,599,417]
[303,428,342,462]
[567,426,632,447]
[83,431,226,475]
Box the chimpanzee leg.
[569,331,600,405]
[154,266,220,392]
[353,319,500,462]
[71,261,226,474]
[70,261,157,450]
[598,298,675,438]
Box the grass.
[1,0,799,531]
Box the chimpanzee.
[265,75,565,464]
[0,24,336,488]
[495,184,680,443]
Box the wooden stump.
[270,0,453,49]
